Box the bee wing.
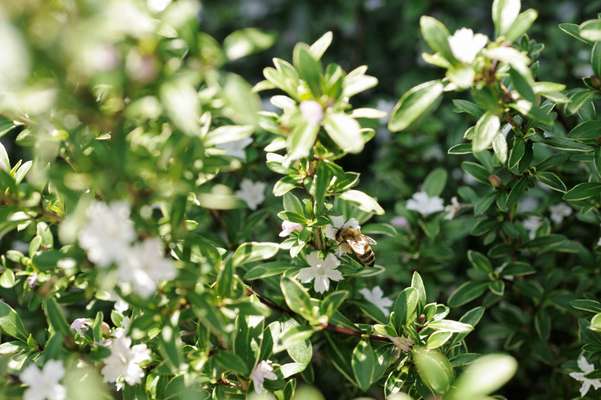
[347,237,369,255]
[365,235,377,245]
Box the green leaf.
[580,19,601,42]
[388,80,443,132]
[44,298,71,337]
[309,31,333,60]
[0,269,15,288]
[0,142,9,172]
[233,242,280,266]
[563,183,601,202]
[426,331,453,350]
[536,171,567,193]
[448,281,489,308]
[0,300,28,342]
[339,190,384,215]
[559,23,589,44]
[287,119,320,161]
[392,287,419,333]
[244,261,294,281]
[508,136,525,170]
[505,9,538,42]
[569,120,601,140]
[323,113,363,154]
[509,67,535,102]
[280,276,314,322]
[472,112,500,152]
[571,299,601,313]
[467,250,493,273]
[461,161,489,184]
[293,44,322,96]
[427,319,473,333]
[411,272,427,307]
[492,0,521,37]
[215,351,250,376]
[223,28,274,61]
[320,291,349,319]
[205,125,254,146]
[423,168,447,197]
[283,192,304,215]
[412,347,453,394]
[352,339,377,391]
[419,16,454,62]
[448,354,517,399]
[590,313,601,332]
[492,133,508,164]
[593,42,601,77]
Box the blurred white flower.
[26,274,37,288]
[406,192,444,217]
[359,286,393,316]
[118,238,176,298]
[279,221,303,237]
[79,201,135,268]
[324,216,360,241]
[444,196,462,220]
[549,203,572,225]
[250,360,277,394]
[518,197,539,213]
[236,179,266,210]
[216,137,253,160]
[300,101,323,125]
[523,216,542,239]
[104,0,156,38]
[114,296,129,313]
[20,360,66,400]
[569,355,601,397]
[70,318,91,334]
[297,252,343,293]
[147,0,172,13]
[448,28,488,64]
[391,216,408,228]
[101,332,151,390]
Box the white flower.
[359,287,393,316]
[448,28,488,64]
[569,355,601,397]
[20,360,66,400]
[70,318,91,334]
[216,137,253,160]
[549,203,572,225]
[297,252,343,294]
[300,101,323,125]
[250,360,277,394]
[324,216,360,241]
[79,201,135,268]
[236,179,266,210]
[518,197,538,213]
[101,332,151,390]
[444,196,462,220]
[523,216,542,240]
[279,221,303,237]
[117,238,177,298]
[406,192,444,217]
[114,296,129,313]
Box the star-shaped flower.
[324,215,360,241]
[236,179,267,210]
[250,360,277,394]
[549,203,572,225]
[359,286,393,316]
[406,191,444,217]
[20,360,66,400]
[448,28,488,64]
[101,331,151,390]
[216,137,253,160]
[279,220,303,237]
[297,252,343,293]
[569,355,601,397]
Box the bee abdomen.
[358,249,375,266]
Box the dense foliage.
[1,0,601,399]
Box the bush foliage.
[1,0,601,399]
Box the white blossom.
[523,216,542,240]
[300,101,323,125]
[236,179,266,210]
[569,355,601,397]
[444,196,462,220]
[117,238,177,298]
[391,216,408,229]
[114,296,129,313]
[297,252,343,293]
[216,137,253,160]
[549,203,572,225]
[20,360,66,400]
[279,220,303,237]
[70,318,91,334]
[101,331,151,390]
[518,197,539,213]
[448,28,488,64]
[78,201,135,268]
[324,215,360,241]
[359,286,393,316]
[250,360,277,394]
[406,191,444,217]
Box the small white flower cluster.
[405,191,462,220]
[78,201,176,297]
[101,329,151,390]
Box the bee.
[335,226,377,266]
